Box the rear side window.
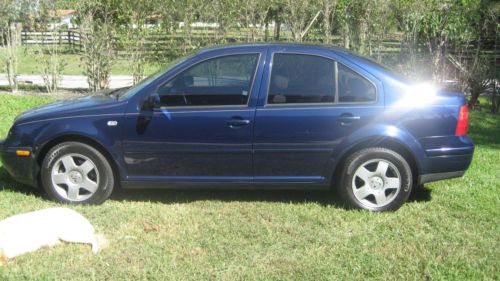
[157,54,259,107]
[338,63,376,103]
[268,54,335,104]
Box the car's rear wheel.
[41,142,114,204]
[339,147,413,211]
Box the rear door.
[253,47,383,185]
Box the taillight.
[455,105,468,136]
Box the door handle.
[226,118,250,128]
[338,114,361,126]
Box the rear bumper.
[418,147,473,184]
[419,170,466,184]
[0,141,38,187]
[417,135,474,184]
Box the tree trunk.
[344,21,350,49]
[491,82,499,113]
[264,20,269,41]
[274,19,281,40]
[6,22,19,93]
[468,81,482,109]
[323,3,332,44]
[492,20,499,113]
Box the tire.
[338,147,413,211]
[41,142,114,204]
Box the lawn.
[0,93,498,280]
[0,47,162,76]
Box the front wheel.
[338,147,413,211]
[41,142,114,204]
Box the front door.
[122,53,263,184]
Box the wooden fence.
[21,30,83,50]
[18,30,498,66]
[20,30,269,58]
[18,30,407,58]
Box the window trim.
[155,52,262,110]
[334,61,339,104]
[264,52,378,107]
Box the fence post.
[77,30,82,52]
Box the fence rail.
[19,30,405,52]
[18,30,498,65]
[21,30,82,49]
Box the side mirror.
[140,94,160,111]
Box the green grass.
[0,47,162,76]
[0,93,499,280]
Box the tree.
[32,3,67,94]
[176,0,200,54]
[392,0,425,77]
[484,1,499,113]
[283,0,320,42]
[445,0,498,110]
[239,0,271,42]
[320,0,338,44]
[77,0,120,91]
[0,0,20,93]
[335,0,364,50]
[268,1,285,40]
[418,0,479,82]
[364,0,394,61]
[120,0,156,85]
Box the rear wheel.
[41,142,114,204]
[338,147,413,211]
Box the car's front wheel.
[41,142,114,204]
[339,147,413,211]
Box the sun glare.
[395,82,439,108]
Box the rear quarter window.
[338,63,376,103]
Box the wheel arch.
[330,137,421,187]
[36,134,121,183]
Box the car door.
[121,51,265,185]
[253,48,384,185]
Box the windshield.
[119,55,193,100]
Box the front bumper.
[0,140,38,187]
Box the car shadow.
[110,188,344,207]
[111,184,432,206]
[0,167,431,207]
[408,184,432,203]
[0,167,44,197]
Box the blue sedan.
[0,44,474,211]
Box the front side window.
[157,54,259,107]
[338,63,376,103]
[268,54,335,104]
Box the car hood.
[15,94,128,125]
